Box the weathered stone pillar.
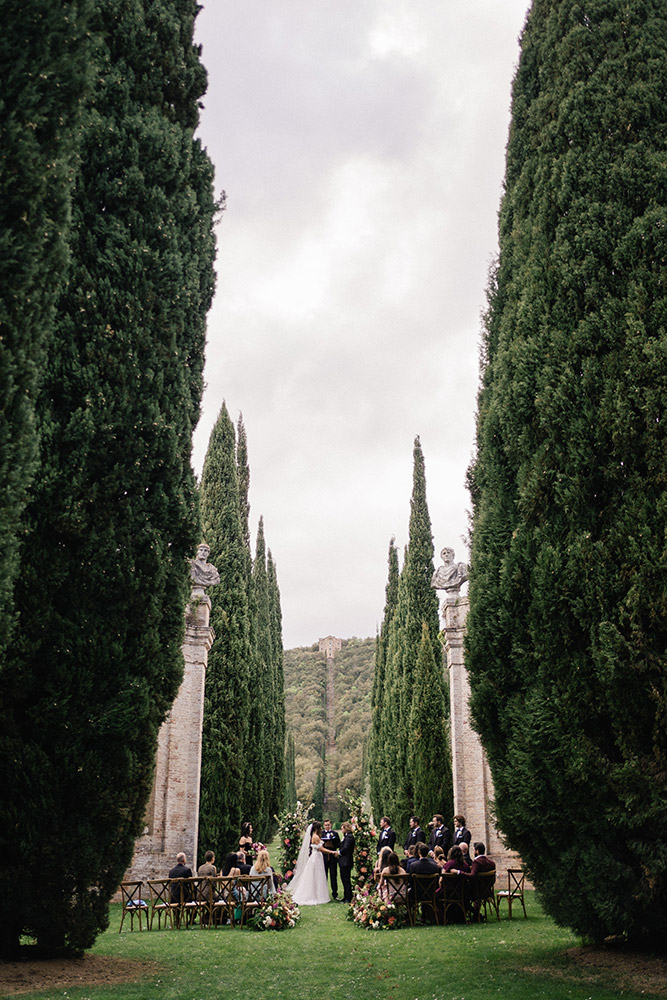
[124,547,217,883]
[441,594,520,879]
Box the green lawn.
[7,893,653,1000]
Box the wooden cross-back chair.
[380,873,414,925]
[411,873,441,925]
[441,872,468,925]
[471,869,498,922]
[495,868,527,919]
[237,874,272,927]
[147,879,176,930]
[119,881,149,932]
[211,876,239,927]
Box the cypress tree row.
[198,404,252,860]
[284,731,297,811]
[267,549,286,822]
[249,517,272,836]
[0,2,91,660]
[0,0,215,956]
[368,537,399,820]
[368,439,452,834]
[409,623,451,825]
[466,0,667,950]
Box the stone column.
[124,548,218,883]
[441,593,519,880]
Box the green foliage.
[368,539,399,820]
[248,518,286,841]
[0,1,91,660]
[340,791,377,891]
[283,638,374,809]
[246,890,301,931]
[466,0,667,952]
[274,800,313,877]
[284,731,297,811]
[409,623,452,824]
[348,888,409,929]
[0,0,216,957]
[198,404,252,860]
[368,440,452,835]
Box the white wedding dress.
[289,824,330,905]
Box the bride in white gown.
[288,822,331,905]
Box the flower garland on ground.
[347,886,408,930]
[274,801,313,878]
[247,890,301,931]
[340,791,377,891]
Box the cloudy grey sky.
[192,0,531,649]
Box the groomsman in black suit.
[377,816,396,855]
[429,814,451,856]
[453,815,472,848]
[336,822,355,903]
[321,819,341,900]
[404,815,424,852]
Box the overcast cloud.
[192,1,531,649]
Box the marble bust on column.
[431,546,468,605]
[189,542,220,592]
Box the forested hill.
[284,637,374,821]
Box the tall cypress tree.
[369,440,450,835]
[368,537,399,820]
[467,0,667,950]
[249,516,272,836]
[0,0,215,956]
[0,1,91,660]
[267,548,286,829]
[284,731,297,811]
[198,404,252,860]
[409,623,451,824]
[394,438,442,831]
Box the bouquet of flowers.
[274,801,313,877]
[340,791,377,892]
[347,887,408,930]
[247,890,301,931]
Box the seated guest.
[404,845,419,872]
[198,850,217,877]
[443,845,470,874]
[374,846,392,877]
[379,851,407,902]
[412,843,440,875]
[235,848,252,875]
[468,842,496,921]
[470,842,495,876]
[249,849,276,897]
[433,846,446,868]
[220,852,242,878]
[220,852,243,903]
[168,851,193,902]
[460,841,470,867]
[197,850,217,903]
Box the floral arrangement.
[340,791,377,892]
[247,890,301,931]
[240,841,265,865]
[347,886,408,930]
[274,801,313,877]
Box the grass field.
[2,892,660,1000]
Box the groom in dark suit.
[321,819,341,900]
[336,822,355,903]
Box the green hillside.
[284,637,374,821]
